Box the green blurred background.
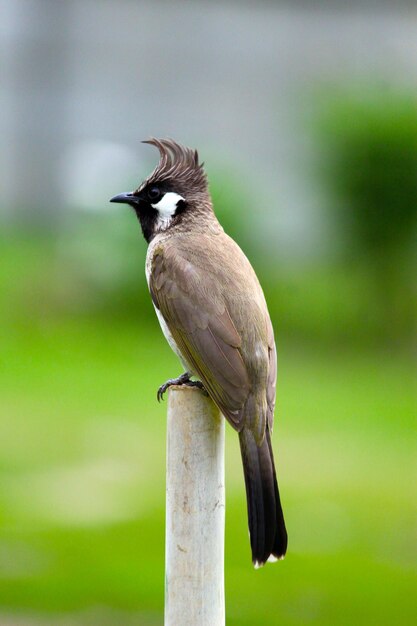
[1,2,416,625]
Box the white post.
[165,386,225,626]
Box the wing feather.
[266,320,277,431]
[150,246,250,428]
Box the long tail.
[239,426,287,567]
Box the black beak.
[110,192,138,205]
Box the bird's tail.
[238,426,287,567]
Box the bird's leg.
[157,371,206,402]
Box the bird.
[110,138,287,567]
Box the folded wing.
[149,245,251,430]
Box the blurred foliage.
[0,290,415,625]
[318,91,417,255]
[4,106,416,346]
[2,218,415,349]
[0,172,254,324]
[1,121,416,623]
[209,166,258,258]
[314,88,417,340]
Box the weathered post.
[165,386,225,626]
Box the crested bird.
[110,139,287,567]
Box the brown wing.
[266,318,277,431]
[149,245,251,430]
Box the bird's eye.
[148,186,161,201]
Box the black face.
[137,182,172,206]
[110,182,186,243]
[146,185,162,202]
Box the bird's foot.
[157,372,207,402]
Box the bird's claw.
[157,381,171,402]
[157,374,207,402]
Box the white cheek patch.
[151,192,184,219]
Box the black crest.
[137,138,208,195]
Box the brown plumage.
[138,138,208,197]
[110,138,288,566]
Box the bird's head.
[110,138,212,242]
